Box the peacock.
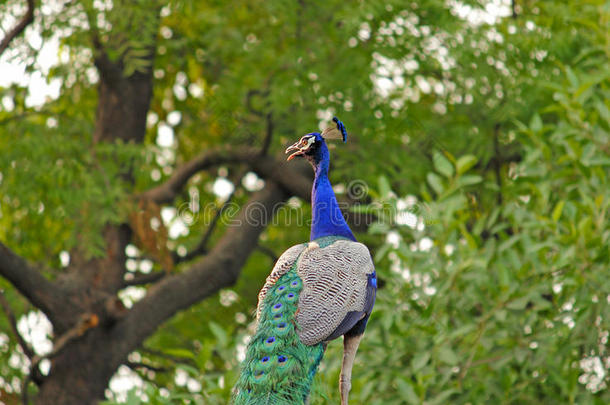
[233,117,377,405]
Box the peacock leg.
[340,333,363,405]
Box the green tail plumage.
[233,268,325,404]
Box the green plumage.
[233,265,325,404]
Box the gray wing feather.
[256,243,307,320]
[295,240,374,345]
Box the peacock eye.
[300,136,316,149]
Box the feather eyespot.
[275,320,291,336]
[261,336,277,353]
[271,303,283,313]
[274,285,287,295]
[278,355,287,363]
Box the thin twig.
[174,168,248,264]
[260,111,274,156]
[140,346,197,367]
[172,194,234,263]
[245,90,267,117]
[125,361,168,373]
[0,0,35,57]
[139,147,259,204]
[256,245,278,263]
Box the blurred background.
[0,0,609,404]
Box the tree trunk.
[34,330,120,405]
[31,47,154,404]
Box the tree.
[0,0,608,404]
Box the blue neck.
[310,143,356,241]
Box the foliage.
[1,0,609,403]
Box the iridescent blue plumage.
[309,136,356,241]
[233,118,376,405]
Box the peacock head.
[285,117,347,165]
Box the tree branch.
[174,189,234,264]
[174,167,248,264]
[0,290,34,359]
[123,272,166,287]
[140,147,254,204]
[84,3,124,86]
[140,146,312,204]
[0,0,34,57]
[0,242,64,321]
[110,181,289,365]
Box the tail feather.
[233,269,324,404]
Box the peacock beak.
[285,141,304,161]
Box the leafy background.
[0,0,609,403]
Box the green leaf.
[368,221,390,234]
[125,389,143,405]
[530,114,543,132]
[209,321,228,343]
[411,351,430,372]
[565,66,579,87]
[433,151,454,178]
[455,155,478,175]
[164,348,195,359]
[456,174,482,188]
[551,200,565,222]
[437,345,459,365]
[395,378,420,405]
[429,389,458,405]
[506,296,529,310]
[427,172,444,195]
[378,175,392,198]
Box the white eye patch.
[300,136,316,149]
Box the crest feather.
[321,117,347,142]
